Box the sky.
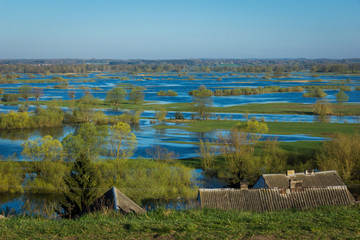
[0,0,359,59]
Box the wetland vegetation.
[0,59,359,224]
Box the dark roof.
[262,170,345,188]
[90,187,145,214]
[198,187,355,211]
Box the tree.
[33,88,43,101]
[2,93,19,102]
[106,87,127,105]
[155,107,167,123]
[145,145,177,163]
[60,154,101,218]
[191,85,213,120]
[68,90,76,100]
[18,85,32,101]
[218,121,268,184]
[336,90,349,104]
[314,100,332,123]
[109,122,137,160]
[21,135,64,176]
[198,140,216,171]
[21,135,63,162]
[129,87,144,104]
[62,123,108,160]
[316,133,360,183]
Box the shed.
[90,187,145,214]
[253,170,345,189]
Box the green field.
[2,99,360,116]
[0,205,359,239]
[155,120,360,136]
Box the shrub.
[0,161,24,193]
[316,133,360,183]
[2,93,19,102]
[174,112,184,120]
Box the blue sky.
[0,0,359,59]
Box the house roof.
[90,187,145,214]
[198,187,355,211]
[262,170,345,188]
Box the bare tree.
[33,88,43,101]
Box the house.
[90,187,145,214]
[198,187,355,211]
[252,170,346,189]
[198,170,355,211]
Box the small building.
[90,187,145,214]
[198,170,355,211]
[198,187,355,211]
[253,170,345,189]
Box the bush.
[0,111,33,129]
[174,112,184,120]
[316,133,360,183]
[53,83,69,89]
[2,93,19,102]
[51,76,66,82]
[32,108,64,128]
[303,87,327,98]
[0,161,24,193]
[99,159,197,203]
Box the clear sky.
[0,0,359,59]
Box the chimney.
[240,181,248,190]
[289,179,303,189]
[286,170,295,176]
[304,169,314,175]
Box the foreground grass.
[0,205,359,239]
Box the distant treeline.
[0,59,360,74]
[311,64,360,73]
[189,86,304,97]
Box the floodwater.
[2,72,360,105]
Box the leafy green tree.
[191,85,213,120]
[336,90,349,104]
[155,107,167,123]
[33,107,64,127]
[21,135,64,162]
[109,122,137,160]
[62,123,108,160]
[260,139,287,174]
[0,111,32,129]
[2,93,19,102]
[218,121,269,184]
[0,162,24,193]
[60,154,102,218]
[198,140,216,171]
[316,133,360,183]
[18,85,32,101]
[105,87,127,105]
[314,100,332,123]
[21,135,64,175]
[129,87,144,104]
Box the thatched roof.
[198,187,355,211]
[257,170,345,189]
[90,187,145,214]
